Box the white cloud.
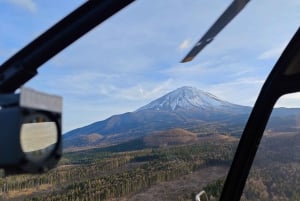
[6,0,299,132]
[206,77,265,106]
[163,63,207,77]
[5,0,37,12]
[275,92,300,108]
[179,39,190,50]
[163,58,256,84]
[113,79,174,101]
[258,43,287,60]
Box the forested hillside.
[0,130,299,200]
[0,141,236,201]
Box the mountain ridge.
[63,86,251,149]
[63,86,300,150]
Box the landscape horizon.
[0,86,299,201]
[63,86,300,152]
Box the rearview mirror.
[0,88,62,174]
[20,119,58,162]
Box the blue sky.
[0,0,299,132]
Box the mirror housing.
[0,87,62,174]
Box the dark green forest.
[0,141,235,201]
[0,132,299,201]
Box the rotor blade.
[181,0,250,63]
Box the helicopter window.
[0,0,299,200]
[241,93,300,201]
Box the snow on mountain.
[137,86,243,112]
[64,86,252,149]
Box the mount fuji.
[63,86,252,149]
[137,86,248,115]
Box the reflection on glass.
[242,93,300,201]
[20,121,57,161]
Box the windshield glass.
[242,93,300,201]
[0,0,299,200]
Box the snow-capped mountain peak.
[64,86,253,148]
[137,86,240,111]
